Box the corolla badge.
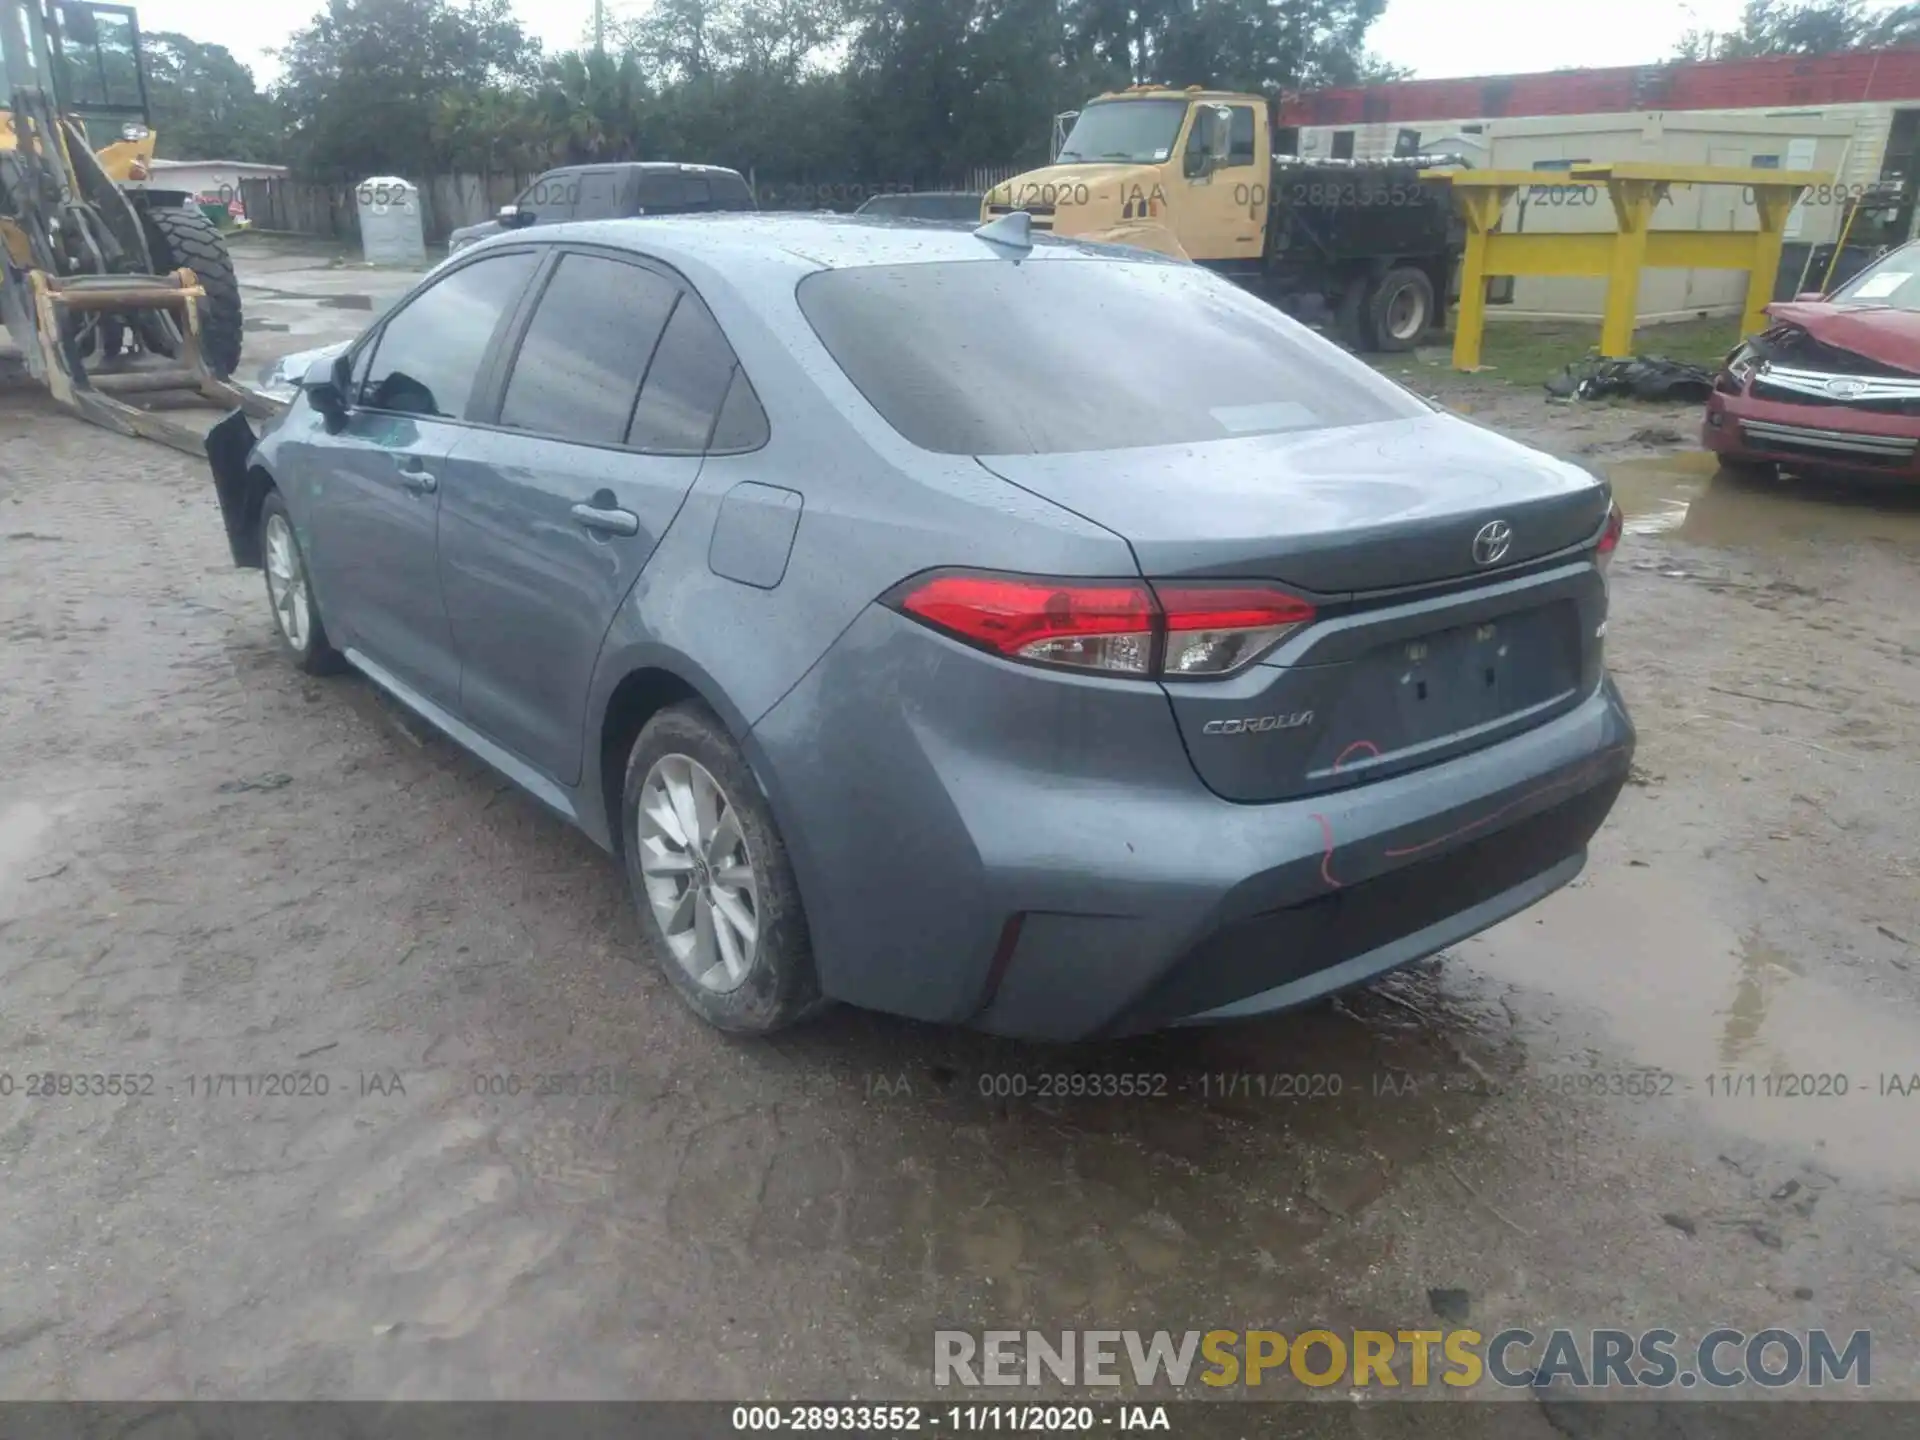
[1203,711,1314,736]
[1824,377,1869,398]
[1472,519,1513,567]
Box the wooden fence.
[239,165,1028,246]
[240,173,539,245]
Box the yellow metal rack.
[1429,161,1833,370]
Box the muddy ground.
[1,249,1917,1412]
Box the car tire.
[621,701,824,1034]
[1367,266,1436,352]
[258,490,344,674]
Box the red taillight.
[1596,500,1624,570]
[891,571,1315,679]
[897,573,1156,674]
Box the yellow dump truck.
[985,84,1466,351]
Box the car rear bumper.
[749,605,1634,1042]
[1704,388,1920,477]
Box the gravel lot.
[2,249,1917,1406]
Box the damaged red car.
[1704,241,1920,479]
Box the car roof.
[548,161,746,177]
[509,212,1182,277]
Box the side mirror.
[1206,105,1234,162]
[303,352,351,430]
[497,204,533,228]
[1184,105,1233,177]
[1794,290,1826,302]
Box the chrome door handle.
[571,503,639,536]
[399,468,437,494]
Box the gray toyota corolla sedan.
[205,213,1634,1039]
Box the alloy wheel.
[263,511,311,652]
[636,753,761,993]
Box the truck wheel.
[1332,276,1370,351]
[1367,267,1436,353]
[142,205,243,379]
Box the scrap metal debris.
[1545,355,1716,402]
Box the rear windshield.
[795,258,1427,455]
[1828,244,1920,309]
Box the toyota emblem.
[1824,377,1868,398]
[1472,520,1513,567]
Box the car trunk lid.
[976,414,1606,594]
[977,415,1612,802]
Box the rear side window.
[360,250,539,419]
[498,255,679,445]
[626,296,743,451]
[636,172,755,214]
[796,259,1428,455]
[708,369,770,451]
[1229,107,1257,165]
[637,175,701,212]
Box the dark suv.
[448,163,755,253]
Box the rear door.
[300,248,542,707]
[436,249,750,783]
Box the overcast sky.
[132,0,1898,87]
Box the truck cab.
[984,86,1270,266]
[986,85,1463,352]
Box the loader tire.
[143,205,243,379]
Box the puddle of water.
[1610,452,1920,550]
[1464,864,1920,1183]
[320,295,375,311]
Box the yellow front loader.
[1,0,276,453]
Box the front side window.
[358,250,539,419]
[54,3,143,112]
[517,171,578,223]
[498,254,679,445]
[798,258,1427,456]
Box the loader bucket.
[25,266,284,456]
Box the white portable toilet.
[355,176,426,266]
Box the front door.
[439,250,750,784]
[303,247,542,707]
[1177,101,1267,263]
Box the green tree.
[273,0,541,177]
[143,32,280,161]
[1674,0,1919,58]
[1063,0,1391,93]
